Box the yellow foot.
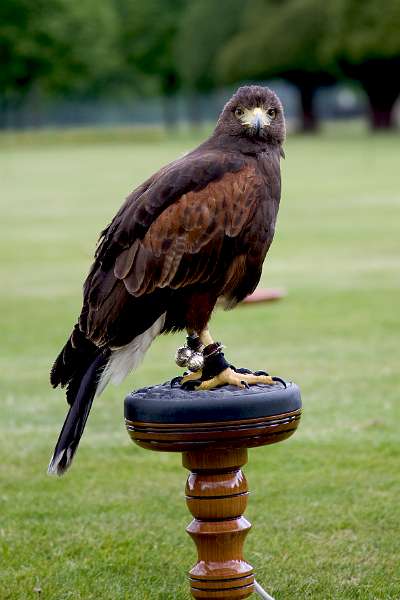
[198,368,275,390]
[181,370,202,384]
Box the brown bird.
[48,85,286,475]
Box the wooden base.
[124,381,302,599]
[183,448,254,600]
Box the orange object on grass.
[243,288,287,304]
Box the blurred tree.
[218,0,335,132]
[324,0,400,130]
[114,0,187,128]
[176,0,242,125]
[0,0,118,125]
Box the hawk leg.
[181,328,275,390]
[175,333,204,371]
[180,328,214,385]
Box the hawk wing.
[81,155,270,345]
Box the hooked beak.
[248,107,270,135]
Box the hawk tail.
[48,313,166,476]
[48,351,110,476]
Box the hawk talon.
[229,366,270,376]
[232,367,253,375]
[181,379,202,391]
[170,376,183,387]
[272,376,287,388]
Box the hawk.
[49,85,286,475]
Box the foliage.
[0,0,119,100]
[324,0,400,65]
[323,0,400,128]
[218,0,333,84]
[176,0,242,92]
[114,0,187,96]
[1,0,399,128]
[217,0,336,131]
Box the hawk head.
[216,85,285,147]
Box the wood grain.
[125,408,301,452]
[184,449,254,599]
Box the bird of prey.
[49,85,286,475]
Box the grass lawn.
[1,124,399,599]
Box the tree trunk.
[364,83,399,130]
[343,59,400,131]
[298,84,318,133]
[0,97,9,129]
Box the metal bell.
[187,351,204,373]
[175,345,193,367]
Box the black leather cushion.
[125,380,301,424]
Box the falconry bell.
[187,351,204,372]
[175,345,193,367]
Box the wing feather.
[114,240,140,279]
[116,166,261,296]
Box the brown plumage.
[48,85,286,475]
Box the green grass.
[1,124,399,599]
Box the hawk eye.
[235,107,244,118]
[267,108,276,119]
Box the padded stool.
[125,380,301,600]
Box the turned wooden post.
[125,381,301,599]
[184,448,253,599]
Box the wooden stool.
[125,380,301,599]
